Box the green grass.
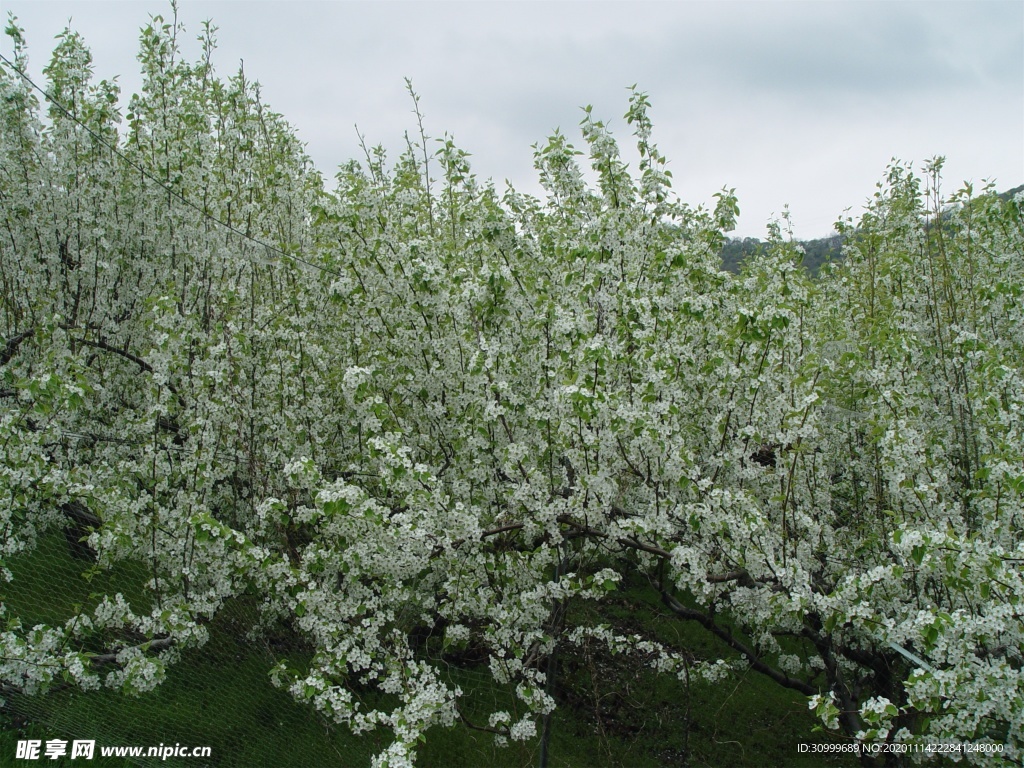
[2,534,858,767]
[1,534,383,767]
[2,529,151,630]
[540,573,857,768]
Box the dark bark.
[1,328,33,367]
[658,585,818,697]
[62,500,100,561]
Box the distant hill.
[719,183,1023,276]
[998,183,1024,202]
[719,233,842,275]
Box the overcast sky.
[2,0,1022,239]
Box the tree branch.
[62,326,185,409]
[657,584,817,697]
[88,636,176,667]
[1,328,33,367]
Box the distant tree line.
[720,233,843,275]
[721,182,1023,276]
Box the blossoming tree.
[1,10,1021,766]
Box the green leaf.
[911,545,926,566]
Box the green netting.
[1,532,378,767]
